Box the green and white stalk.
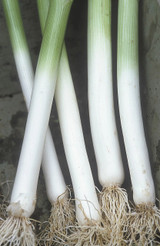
[117,0,160,244]
[0,0,73,244]
[88,0,130,244]
[38,1,105,244]
[55,47,106,245]
[2,0,67,204]
[37,0,75,243]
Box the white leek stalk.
[4,0,67,207]
[56,47,100,224]
[38,1,105,244]
[88,0,124,187]
[55,47,107,245]
[0,0,73,244]
[37,0,75,243]
[2,0,73,242]
[88,0,130,244]
[117,0,160,244]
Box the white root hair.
[0,216,36,246]
[99,186,131,245]
[38,190,75,245]
[56,198,110,245]
[58,220,109,246]
[129,204,160,245]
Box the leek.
[38,0,107,244]
[0,0,73,244]
[117,0,160,244]
[88,0,130,244]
